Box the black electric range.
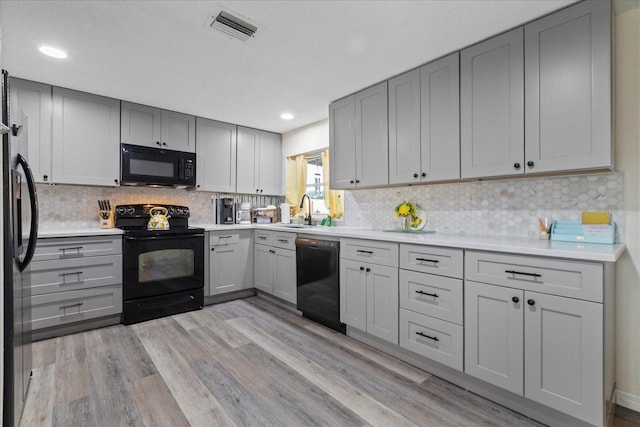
[115,204,205,324]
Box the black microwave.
[120,143,196,188]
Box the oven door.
[123,232,204,301]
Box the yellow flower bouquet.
[394,201,424,231]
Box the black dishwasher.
[295,237,345,334]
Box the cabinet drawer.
[340,238,398,267]
[400,244,463,278]
[272,232,296,250]
[254,230,274,245]
[465,251,603,302]
[34,236,122,261]
[399,270,463,325]
[209,232,240,246]
[31,285,123,331]
[30,255,122,296]
[400,308,463,371]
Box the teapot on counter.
[147,206,170,230]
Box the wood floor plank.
[19,364,55,427]
[227,316,417,427]
[132,316,210,363]
[136,331,236,427]
[172,310,205,331]
[85,350,143,427]
[305,322,431,384]
[52,396,95,427]
[130,374,190,427]
[32,338,57,369]
[53,333,90,406]
[199,307,251,348]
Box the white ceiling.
[0,0,577,134]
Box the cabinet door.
[121,101,162,148]
[52,87,120,186]
[161,110,196,153]
[524,291,603,425]
[210,244,241,295]
[274,248,296,304]
[196,118,237,192]
[461,28,524,179]
[9,78,52,183]
[257,131,282,195]
[236,126,259,194]
[355,81,388,187]
[366,263,399,344]
[388,69,421,185]
[524,0,611,173]
[340,258,367,331]
[464,281,524,395]
[254,244,274,293]
[420,53,460,182]
[329,95,356,189]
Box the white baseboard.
[617,390,640,412]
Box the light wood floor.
[19,297,636,427]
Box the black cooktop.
[121,226,205,237]
[115,204,203,236]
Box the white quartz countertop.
[194,223,626,263]
[38,228,125,238]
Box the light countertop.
[38,228,125,238]
[195,223,626,263]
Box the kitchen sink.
[276,223,315,229]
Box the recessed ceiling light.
[280,113,294,120]
[39,45,67,59]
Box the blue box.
[550,220,615,244]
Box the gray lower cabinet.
[524,0,611,173]
[330,82,389,189]
[253,230,296,304]
[464,251,612,427]
[208,230,253,295]
[460,27,524,179]
[340,238,399,344]
[196,118,237,193]
[30,236,123,336]
[388,53,460,185]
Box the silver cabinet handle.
[277,239,289,243]
[59,246,83,254]
[59,271,83,282]
[60,302,84,310]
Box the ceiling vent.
[210,11,257,41]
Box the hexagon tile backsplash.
[343,172,625,241]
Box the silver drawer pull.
[416,258,439,264]
[356,249,373,254]
[59,246,83,253]
[277,239,289,243]
[60,271,83,281]
[258,236,268,240]
[415,290,439,298]
[505,270,541,278]
[60,302,84,310]
[416,331,439,342]
[219,235,233,239]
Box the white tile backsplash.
[343,172,625,241]
[36,184,281,230]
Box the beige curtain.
[322,150,344,218]
[285,155,307,216]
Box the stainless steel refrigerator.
[2,69,39,426]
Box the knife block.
[99,210,114,229]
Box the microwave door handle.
[17,153,39,272]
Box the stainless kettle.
[147,206,170,230]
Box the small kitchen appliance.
[120,143,196,188]
[215,198,236,224]
[115,204,204,325]
[236,202,251,224]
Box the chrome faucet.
[299,194,312,225]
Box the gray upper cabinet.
[9,78,53,183]
[51,87,120,187]
[329,95,356,189]
[195,118,237,193]
[121,101,195,152]
[461,28,524,179]
[236,126,282,195]
[389,53,460,185]
[524,0,611,173]
[330,82,388,189]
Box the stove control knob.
[127,206,136,215]
[116,206,126,215]
[168,207,176,215]
[183,208,189,216]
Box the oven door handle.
[125,233,204,242]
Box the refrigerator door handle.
[17,153,38,272]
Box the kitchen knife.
[106,200,111,211]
